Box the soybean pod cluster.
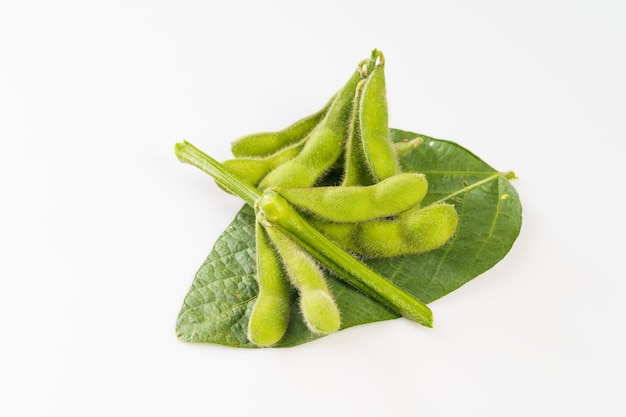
[224,50,458,346]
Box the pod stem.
[175,140,262,206]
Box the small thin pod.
[264,226,341,335]
[230,94,336,158]
[275,173,428,223]
[247,222,292,347]
[258,59,371,190]
[359,51,400,182]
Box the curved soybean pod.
[258,64,365,190]
[230,94,336,158]
[222,140,305,187]
[359,204,458,258]
[275,173,428,223]
[359,53,400,182]
[247,222,292,347]
[264,226,341,335]
[310,204,459,258]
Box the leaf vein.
[427,192,468,288]
[185,296,257,326]
[466,179,504,273]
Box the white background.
[1,1,624,416]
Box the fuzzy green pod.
[257,126,343,189]
[274,173,428,223]
[264,226,341,335]
[247,223,292,347]
[359,204,458,257]
[310,204,459,258]
[230,94,335,158]
[258,63,366,190]
[222,140,305,187]
[341,79,373,186]
[359,52,400,182]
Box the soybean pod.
[264,226,341,335]
[230,94,336,158]
[222,139,305,187]
[258,60,368,190]
[359,50,400,182]
[341,79,372,186]
[359,204,458,257]
[310,203,459,258]
[274,173,428,223]
[247,222,292,347]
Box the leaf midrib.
[428,172,503,206]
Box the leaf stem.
[174,140,262,206]
[257,191,433,328]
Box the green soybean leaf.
[176,129,522,348]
